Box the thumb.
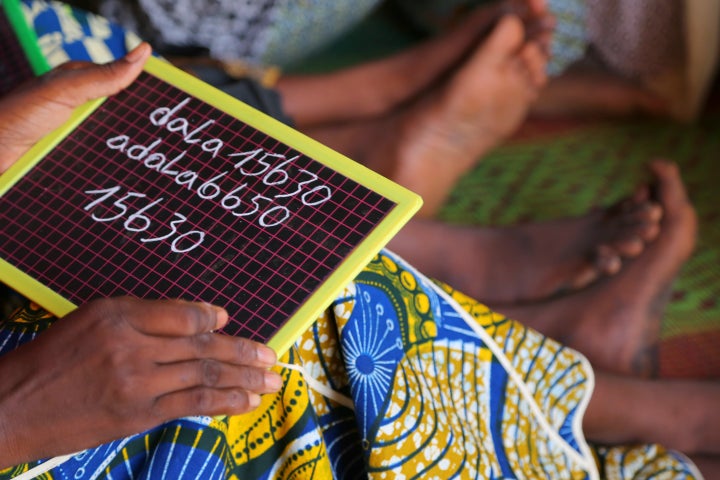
[47,42,152,107]
[0,43,152,173]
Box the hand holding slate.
[0,46,282,469]
[0,43,151,173]
[0,298,281,469]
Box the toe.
[650,159,698,251]
[520,41,548,88]
[618,201,663,236]
[484,15,526,63]
[636,221,661,243]
[595,245,622,275]
[609,201,662,248]
[618,199,662,223]
[650,160,689,208]
[639,203,663,223]
[611,235,645,258]
[616,186,649,213]
[526,0,548,16]
[570,264,600,290]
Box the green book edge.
[2,0,51,74]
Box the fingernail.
[248,393,261,409]
[124,42,149,63]
[213,306,229,330]
[265,371,283,391]
[257,346,277,367]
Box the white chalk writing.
[103,97,334,231]
[83,185,206,253]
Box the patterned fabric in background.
[95,0,588,74]
[97,0,382,66]
[0,1,703,478]
[393,0,588,76]
[586,0,684,79]
[23,0,140,65]
[546,0,587,75]
[0,6,36,95]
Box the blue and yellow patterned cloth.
[0,250,701,479]
[0,2,703,479]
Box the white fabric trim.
[393,250,600,479]
[10,452,77,480]
[277,361,355,410]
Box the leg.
[278,0,552,127]
[305,15,548,217]
[585,372,720,456]
[388,185,662,304]
[532,67,669,119]
[494,161,697,376]
[531,0,681,120]
[374,15,547,216]
[277,4,501,127]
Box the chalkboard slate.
[0,57,422,354]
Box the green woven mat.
[439,115,720,342]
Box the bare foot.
[363,15,548,216]
[389,185,662,304]
[280,0,552,127]
[493,161,697,376]
[279,4,502,126]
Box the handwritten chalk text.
[104,97,335,229]
[84,185,206,253]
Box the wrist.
[0,383,25,469]
[0,354,42,469]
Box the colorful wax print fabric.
[0,251,701,479]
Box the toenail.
[614,236,644,257]
[595,245,622,273]
[647,205,663,221]
[596,254,621,275]
[639,201,662,214]
[640,223,661,241]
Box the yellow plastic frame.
[0,56,422,355]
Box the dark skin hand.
[0,298,282,468]
[0,44,282,468]
[0,42,151,172]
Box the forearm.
[277,69,396,128]
[585,372,720,455]
[0,356,47,469]
[0,410,23,470]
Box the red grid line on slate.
[0,9,36,97]
[0,72,395,342]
